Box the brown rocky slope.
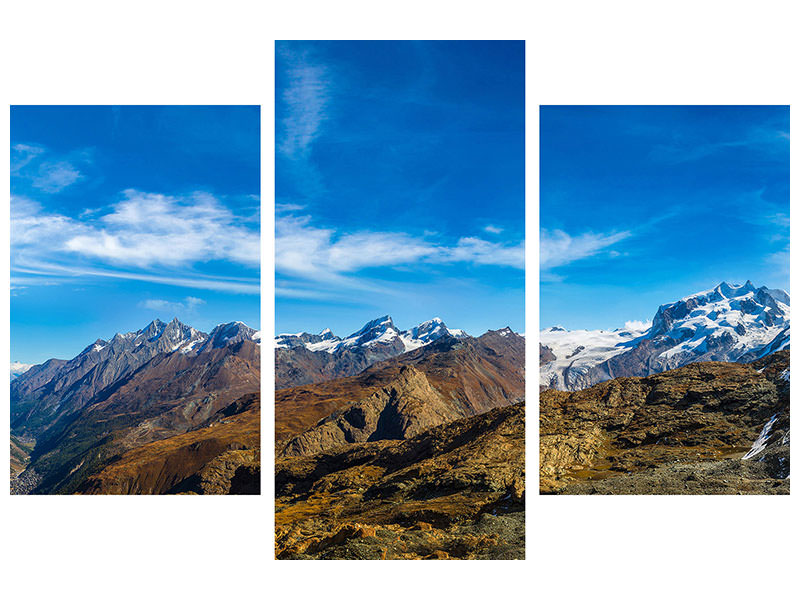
[540,350,789,494]
[17,339,260,494]
[276,330,524,456]
[79,394,260,494]
[276,402,524,559]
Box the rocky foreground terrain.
[540,349,789,494]
[276,403,524,559]
[275,328,525,559]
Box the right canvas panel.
[539,105,790,495]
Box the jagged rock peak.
[200,321,259,351]
[541,280,790,392]
[353,315,396,335]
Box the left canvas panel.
[10,106,261,494]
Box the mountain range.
[540,281,790,391]
[276,328,524,455]
[275,316,470,389]
[277,316,466,353]
[10,318,260,494]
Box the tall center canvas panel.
[274,41,526,559]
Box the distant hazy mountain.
[540,281,790,391]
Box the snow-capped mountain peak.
[540,281,790,391]
[198,321,259,352]
[275,316,470,354]
[342,315,399,348]
[69,318,258,360]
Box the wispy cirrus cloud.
[484,224,503,234]
[278,48,331,160]
[63,190,259,268]
[13,260,260,295]
[540,228,631,271]
[733,189,790,230]
[276,202,307,213]
[139,296,205,312]
[649,126,789,165]
[276,47,336,199]
[11,144,45,172]
[11,190,260,294]
[765,245,790,278]
[13,190,259,269]
[276,214,523,296]
[12,143,90,193]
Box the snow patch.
[10,361,34,376]
[742,414,778,460]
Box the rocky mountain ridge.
[275,324,525,558]
[540,281,789,391]
[276,315,467,354]
[275,316,518,390]
[276,329,524,456]
[10,318,260,494]
[12,318,259,437]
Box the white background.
[1,1,797,598]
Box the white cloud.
[11,197,90,247]
[278,49,331,160]
[32,161,83,192]
[484,224,503,234]
[765,245,790,278]
[10,361,34,376]
[10,192,260,294]
[276,202,306,213]
[649,126,789,165]
[57,190,259,268]
[11,144,45,172]
[12,143,87,193]
[14,260,260,295]
[276,214,524,286]
[139,296,206,312]
[540,228,631,270]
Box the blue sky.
[540,105,789,330]
[275,41,525,337]
[11,106,260,364]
